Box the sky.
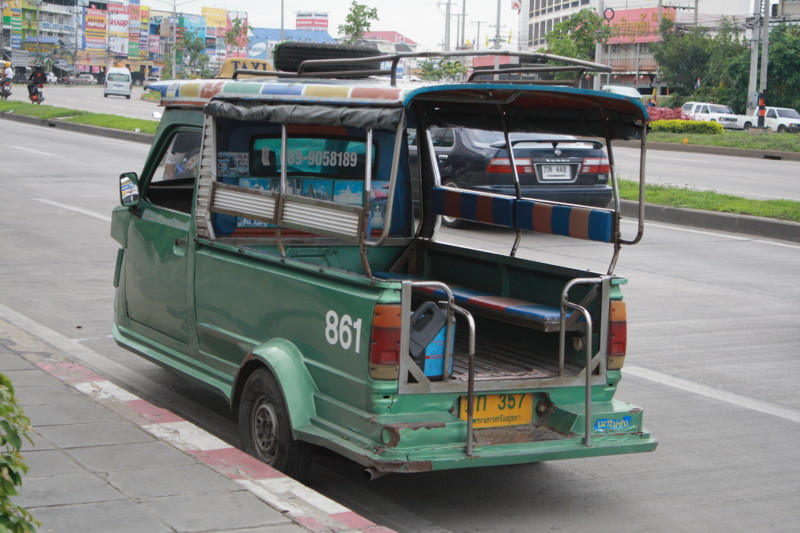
[141,0,524,52]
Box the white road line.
[11,145,53,156]
[34,198,111,222]
[625,364,800,423]
[621,218,800,249]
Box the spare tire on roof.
[273,41,384,74]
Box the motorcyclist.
[27,64,47,98]
[1,61,13,95]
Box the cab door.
[123,128,202,343]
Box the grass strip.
[1,99,158,134]
[648,130,800,153]
[0,100,89,120]
[63,113,159,134]
[618,179,800,223]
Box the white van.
[104,67,132,99]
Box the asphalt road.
[2,122,799,532]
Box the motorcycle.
[29,84,44,104]
[0,80,11,100]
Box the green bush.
[650,119,724,134]
[0,373,37,533]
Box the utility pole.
[757,0,770,128]
[494,0,501,49]
[440,0,452,51]
[593,0,605,90]
[460,0,466,49]
[471,20,486,50]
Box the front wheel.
[239,368,314,480]
[777,125,787,133]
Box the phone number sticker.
[286,150,359,168]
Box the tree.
[651,18,749,110]
[542,9,613,61]
[180,31,212,78]
[338,1,379,44]
[765,24,800,109]
[651,22,711,93]
[225,17,251,51]
[0,373,37,533]
[418,58,467,81]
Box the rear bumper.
[473,185,613,208]
[299,399,657,474]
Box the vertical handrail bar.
[564,301,594,446]
[452,304,476,456]
[558,277,606,375]
[559,277,608,446]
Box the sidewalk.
[0,317,392,533]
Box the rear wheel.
[239,368,314,480]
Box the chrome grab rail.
[559,277,609,447]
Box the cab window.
[144,129,202,213]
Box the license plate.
[540,164,572,180]
[459,393,534,428]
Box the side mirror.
[119,172,140,206]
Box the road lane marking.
[625,364,800,423]
[35,198,111,222]
[621,219,800,249]
[11,145,53,156]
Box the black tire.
[440,181,466,229]
[777,125,786,133]
[744,122,752,131]
[273,41,381,74]
[239,368,314,480]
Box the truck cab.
[111,48,656,479]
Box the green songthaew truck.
[112,48,656,480]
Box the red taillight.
[607,301,627,370]
[581,158,610,174]
[370,304,401,380]
[487,158,533,174]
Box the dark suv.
[410,127,612,226]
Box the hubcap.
[252,398,278,461]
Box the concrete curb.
[4,111,798,243]
[620,200,800,243]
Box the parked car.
[45,72,58,84]
[143,76,160,90]
[408,127,612,227]
[738,106,800,133]
[681,101,741,129]
[75,73,97,85]
[601,84,645,101]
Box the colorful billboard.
[108,2,129,55]
[84,8,108,51]
[607,7,676,45]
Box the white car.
[45,72,58,84]
[75,73,98,85]
[681,101,742,129]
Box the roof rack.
[233,50,611,87]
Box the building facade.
[1,0,248,81]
